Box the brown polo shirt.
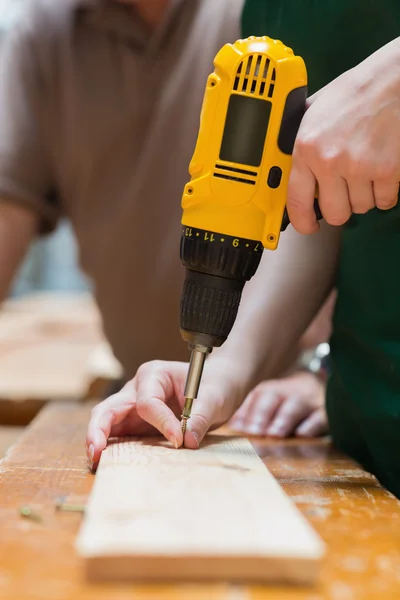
[0,0,243,376]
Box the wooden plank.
[76,435,325,584]
[2,402,400,599]
[0,425,23,457]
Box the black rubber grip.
[276,86,323,231]
[278,86,308,155]
[179,228,263,347]
[180,270,244,348]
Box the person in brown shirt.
[0,0,329,461]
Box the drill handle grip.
[279,87,323,232]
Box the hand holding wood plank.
[86,357,249,468]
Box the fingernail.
[246,424,262,436]
[191,431,199,448]
[170,436,179,450]
[267,422,285,436]
[229,420,242,431]
[296,425,311,437]
[89,444,94,461]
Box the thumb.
[306,84,325,108]
[184,388,222,449]
[306,73,345,109]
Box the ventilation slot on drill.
[213,164,257,185]
[213,173,255,185]
[233,61,242,91]
[233,55,276,99]
[268,68,276,98]
[215,164,257,177]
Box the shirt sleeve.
[0,15,61,233]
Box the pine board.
[76,434,325,583]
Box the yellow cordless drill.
[179,37,321,433]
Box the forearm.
[211,222,341,391]
[0,200,38,301]
[298,289,336,351]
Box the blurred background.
[0,0,91,298]
[0,1,121,438]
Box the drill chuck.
[179,226,263,349]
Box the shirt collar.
[77,0,189,53]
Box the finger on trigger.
[287,158,318,234]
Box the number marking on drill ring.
[182,226,262,253]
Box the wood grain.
[1,402,400,599]
[0,425,23,457]
[76,436,324,584]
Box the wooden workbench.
[0,425,22,457]
[1,402,400,599]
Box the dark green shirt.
[243,0,400,497]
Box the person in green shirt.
[242,0,400,497]
[88,1,400,498]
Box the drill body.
[179,37,308,430]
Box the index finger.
[135,374,183,449]
[287,154,318,234]
[86,381,137,468]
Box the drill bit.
[181,345,209,435]
[181,397,193,435]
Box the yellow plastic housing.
[181,36,307,250]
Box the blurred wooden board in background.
[0,293,123,424]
